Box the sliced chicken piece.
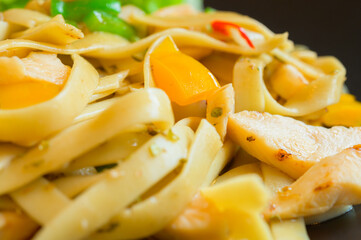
[21,52,70,85]
[228,111,361,178]
[0,52,70,85]
[269,63,308,100]
[265,146,361,219]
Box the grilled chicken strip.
[265,146,361,219]
[228,111,361,178]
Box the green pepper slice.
[51,0,121,22]
[121,0,202,13]
[0,0,29,11]
[83,10,138,41]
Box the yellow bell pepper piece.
[201,174,272,240]
[162,173,272,240]
[0,82,61,109]
[202,175,269,212]
[150,36,220,106]
[320,94,361,127]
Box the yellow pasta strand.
[0,88,174,194]
[90,119,222,240]
[33,125,193,240]
[11,178,70,225]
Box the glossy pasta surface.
[0,1,360,240]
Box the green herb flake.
[96,222,119,233]
[179,158,187,164]
[95,163,118,173]
[38,140,49,151]
[149,143,163,157]
[134,196,143,204]
[205,23,213,33]
[147,125,160,136]
[273,55,285,63]
[31,160,44,167]
[269,215,282,222]
[166,129,179,142]
[24,159,45,170]
[204,7,216,13]
[131,55,143,62]
[211,107,223,118]
[16,150,27,158]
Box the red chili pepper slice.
[211,20,255,49]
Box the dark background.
[203,0,361,239]
[204,0,361,97]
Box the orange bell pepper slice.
[150,36,220,106]
[0,52,70,110]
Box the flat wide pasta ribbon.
[233,55,346,116]
[0,27,287,59]
[0,54,99,146]
[0,88,174,194]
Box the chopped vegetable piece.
[97,222,120,233]
[204,6,216,13]
[147,125,161,136]
[0,52,71,109]
[201,175,272,240]
[121,0,203,13]
[83,10,138,41]
[51,0,121,22]
[38,140,50,151]
[320,94,361,127]
[0,52,70,109]
[149,143,163,157]
[0,0,29,11]
[0,82,61,110]
[95,163,118,173]
[50,0,138,40]
[211,20,255,49]
[211,107,223,118]
[166,129,180,142]
[150,37,220,106]
[121,0,161,13]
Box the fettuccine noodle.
[0,1,358,240]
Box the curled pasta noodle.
[12,15,84,45]
[0,2,356,239]
[0,27,288,59]
[0,54,98,145]
[233,55,346,116]
[0,88,174,194]
[11,178,71,225]
[34,125,193,240]
[131,11,275,37]
[90,119,222,240]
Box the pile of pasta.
[1,2,361,240]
